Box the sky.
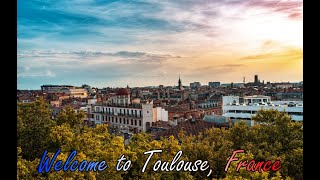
[17,0,303,90]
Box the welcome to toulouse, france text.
[37,149,213,176]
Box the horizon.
[17,78,303,91]
[18,0,303,90]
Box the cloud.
[18,50,182,62]
[241,51,302,62]
[245,0,302,20]
[18,69,56,78]
[240,46,302,62]
[17,0,302,89]
[195,64,246,73]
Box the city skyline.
[18,0,303,90]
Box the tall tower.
[243,76,245,84]
[178,74,183,90]
[254,75,259,84]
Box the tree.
[17,98,56,160]
[55,105,85,129]
[17,105,303,179]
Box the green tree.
[17,105,303,179]
[55,105,85,129]
[17,98,56,160]
[251,109,303,179]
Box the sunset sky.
[18,0,303,90]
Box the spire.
[178,74,183,90]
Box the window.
[139,120,142,126]
[120,118,122,124]
[116,117,118,123]
[131,119,133,125]
[112,117,114,122]
[140,110,142,117]
[135,120,137,126]
[127,109,129,115]
[108,116,110,121]
[127,119,129,124]
[131,110,133,115]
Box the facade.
[41,85,75,93]
[153,107,169,122]
[190,82,201,89]
[208,82,220,88]
[254,75,259,83]
[41,84,88,98]
[275,83,293,89]
[90,88,167,133]
[92,103,153,133]
[222,95,303,126]
[67,89,88,98]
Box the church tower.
[178,74,183,90]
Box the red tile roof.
[116,88,129,95]
[152,119,216,140]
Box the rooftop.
[152,119,228,140]
[116,88,129,96]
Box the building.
[41,85,75,93]
[41,84,88,98]
[208,82,220,88]
[67,88,88,98]
[254,75,259,84]
[91,88,167,133]
[177,75,184,90]
[190,82,201,89]
[222,95,303,126]
[275,83,293,89]
[220,83,244,88]
[153,107,169,122]
[246,75,264,87]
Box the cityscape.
[17,0,302,179]
[17,74,303,141]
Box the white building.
[66,88,88,98]
[41,84,88,98]
[91,88,167,133]
[153,107,169,122]
[222,95,303,126]
[87,98,97,105]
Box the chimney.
[173,115,178,126]
[174,119,177,126]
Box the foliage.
[17,101,303,179]
[17,98,56,160]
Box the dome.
[116,88,129,96]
